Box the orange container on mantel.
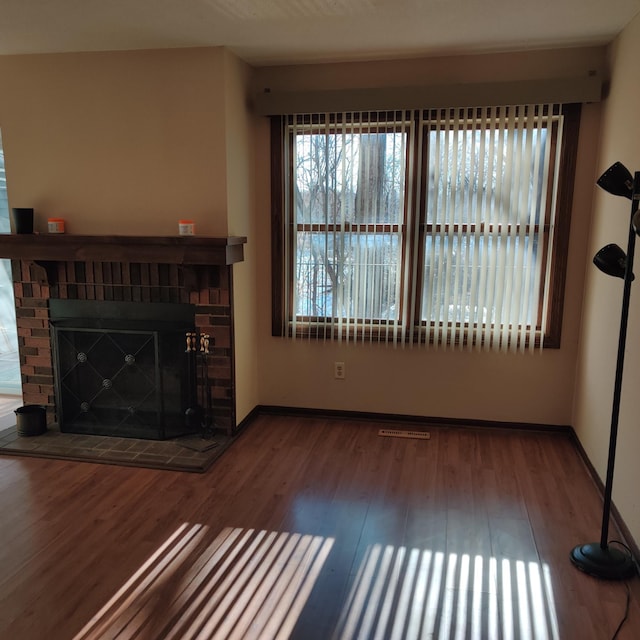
[47,218,65,234]
[178,220,195,236]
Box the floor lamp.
[570,161,638,580]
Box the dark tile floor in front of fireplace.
[0,424,231,473]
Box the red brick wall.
[12,259,235,434]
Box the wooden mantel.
[0,234,247,266]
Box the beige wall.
[254,48,604,426]
[574,15,640,547]
[0,46,260,425]
[223,51,260,423]
[0,48,228,235]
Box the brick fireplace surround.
[0,235,246,437]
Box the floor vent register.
[377,429,431,440]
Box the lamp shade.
[593,243,633,280]
[597,162,634,199]
[633,209,640,237]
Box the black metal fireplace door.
[50,300,198,440]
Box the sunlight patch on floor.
[72,523,334,640]
[335,545,560,640]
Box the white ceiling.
[1,0,639,66]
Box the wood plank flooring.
[0,414,639,639]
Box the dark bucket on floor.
[15,405,47,437]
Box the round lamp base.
[570,543,636,580]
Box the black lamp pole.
[570,168,639,580]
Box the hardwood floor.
[0,414,639,639]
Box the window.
[271,104,580,351]
[0,130,21,392]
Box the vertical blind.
[279,104,563,352]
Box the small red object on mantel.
[47,218,65,234]
[178,220,195,236]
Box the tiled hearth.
[0,235,246,442]
[0,424,231,472]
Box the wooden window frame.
[271,104,581,348]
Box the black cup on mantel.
[10,207,34,234]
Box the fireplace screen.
[51,300,197,440]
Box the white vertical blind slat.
[363,112,373,345]
[523,105,544,352]
[408,113,423,347]
[497,106,516,351]
[509,105,530,352]
[456,112,467,348]
[352,113,363,339]
[345,111,356,345]
[483,107,506,350]
[469,107,488,349]
[392,113,407,346]
[443,110,457,349]
[396,113,410,346]
[360,111,370,344]
[430,112,440,348]
[459,108,476,349]
[436,110,448,349]
[322,113,330,343]
[422,110,439,346]
[382,114,392,346]
[336,113,345,344]
[382,113,391,346]
[286,114,295,340]
[475,107,494,350]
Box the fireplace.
[50,300,198,439]
[0,234,246,438]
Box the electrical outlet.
[334,361,345,379]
